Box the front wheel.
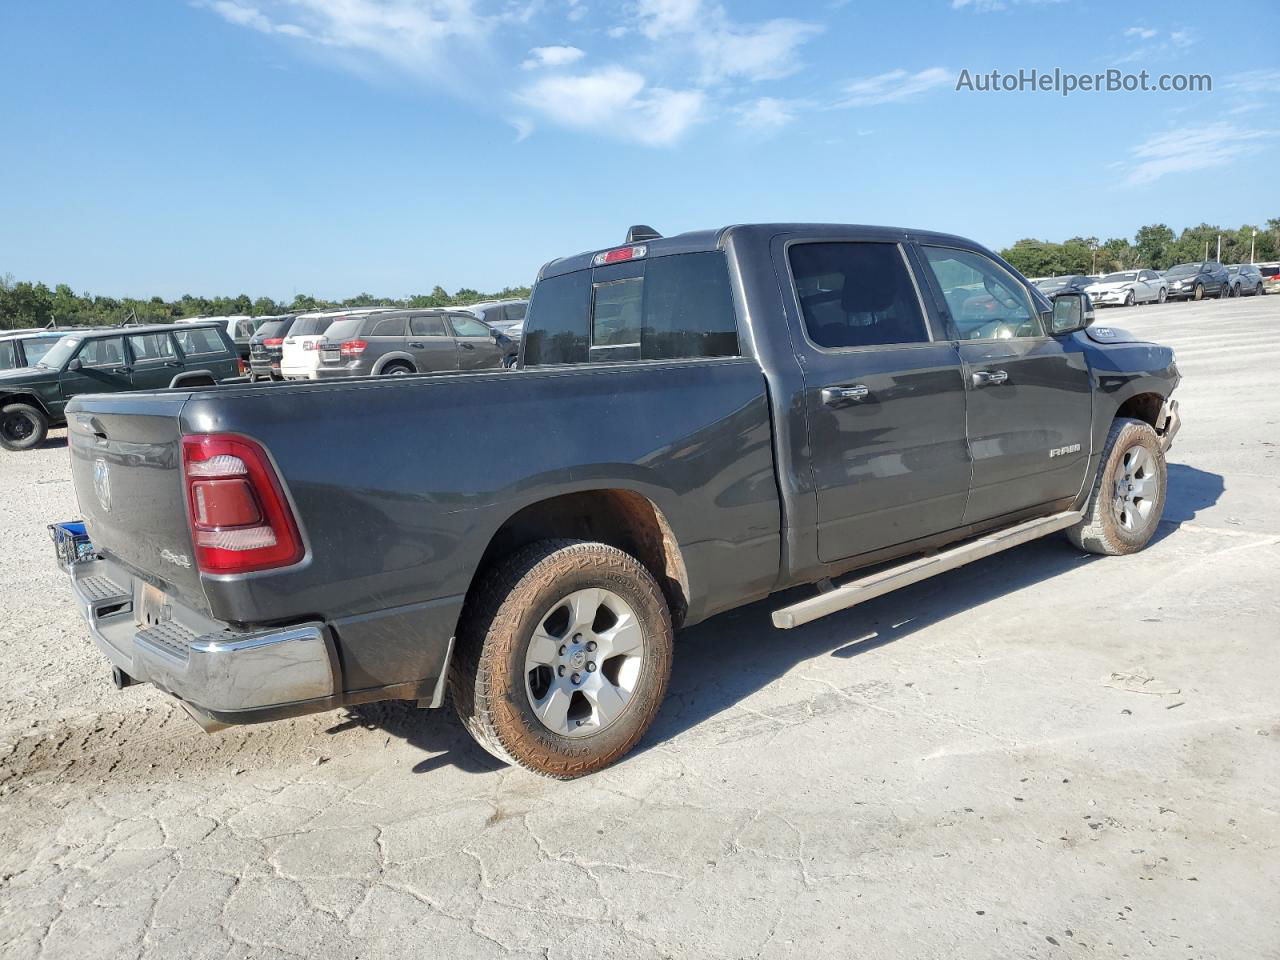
[451,540,674,778]
[1157,287,1167,304]
[1193,283,1204,301]
[0,403,49,451]
[1067,418,1167,555]
[1220,282,1232,299]
[1125,290,1136,307]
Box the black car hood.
[0,366,57,386]
[1085,324,1149,345]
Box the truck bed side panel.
[180,360,780,689]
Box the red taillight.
[181,435,304,574]
[592,244,648,267]
[263,338,283,347]
[340,339,368,357]
[237,358,248,375]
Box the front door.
[916,244,1094,524]
[125,332,184,390]
[780,237,972,564]
[60,336,132,405]
[448,313,505,370]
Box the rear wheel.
[1256,282,1265,297]
[450,539,673,778]
[1220,281,1232,299]
[381,362,414,376]
[1157,286,1167,303]
[0,403,49,452]
[1067,418,1166,556]
[1192,283,1204,301]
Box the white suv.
[280,309,392,380]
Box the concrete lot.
[2,295,1278,959]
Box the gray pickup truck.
[58,223,1180,778]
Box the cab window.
[788,242,929,349]
[921,246,1044,340]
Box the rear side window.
[0,342,14,370]
[368,316,407,337]
[505,302,527,322]
[789,242,929,349]
[174,327,224,356]
[523,252,739,366]
[410,315,448,336]
[128,333,177,361]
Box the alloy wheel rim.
[524,587,645,738]
[1112,444,1158,534]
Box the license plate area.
[136,582,171,629]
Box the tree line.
[0,280,532,331]
[1000,219,1280,278]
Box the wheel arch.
[0,392,53,417]
[373,352,418,375]
[1114,392,1165,429]
[466,489,691,629]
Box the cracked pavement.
[3,297,1279,958]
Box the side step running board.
[772,510,1083,630]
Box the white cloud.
[517,66,704,145]
[1124,26,1156,40]
[1226,69,1280,95]
[734,97,799,133]
[836,67,951,107]
[951,0,1063,10]
[1169,28,1194,48]
[1124,122,1273,185]
[521,44,585,69]
[634,0,821,83]
[508,116,534,141]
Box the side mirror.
[68,359,83,371]
[1050,292,1094,335]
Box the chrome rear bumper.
[67,557,335,727]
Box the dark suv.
[1164,261,1230,301]
[315,309,516,378]
[0,323,238,450]
[247,314,297,381]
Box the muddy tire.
[450,539,673,779]
[0,403,49,452]
[1067,418,1167,555]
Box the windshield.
[37,336,82,369]
[1165,263,1200,276]
[23,337,62,366]
[1102,272,1138,283]
[322,318,364,342]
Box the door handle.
[409,342,425,348]
[113,367,132,374]
[461,342,475,350]
[821,384,870,405]
[972,369,1009,387]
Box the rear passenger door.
[916,244,1093,524]
[126,332,183,390]
[364,314,408,370]
[448,313,504,369]
[407,314,459,372]
[778,236,972,563]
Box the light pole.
[1251,229,1257,264]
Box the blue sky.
[2,0,1277,300]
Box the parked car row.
[248,301,527,382]
[1033,261,1272,308]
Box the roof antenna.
[626,225,662,243]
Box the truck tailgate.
[66,394,207,610]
